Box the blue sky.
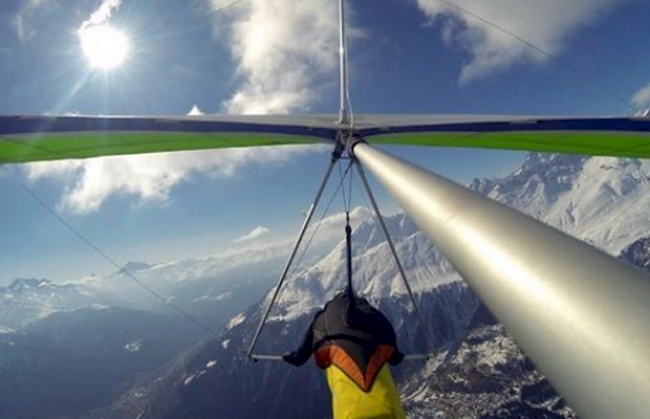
[1,0,649,284]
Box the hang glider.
[1,114,650,164]
[2,1,650,417]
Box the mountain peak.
[518,152,586,174]
[6,278,53,291]
[469,153,588,218]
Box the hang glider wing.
[356,115,650,158]
[0,115,339,164]
[2,114,650,164]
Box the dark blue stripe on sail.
[359,117,650,137]
[0,116,339,141]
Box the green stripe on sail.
[368,131,650,158]
[0,132,321,164]
[4,127,650,165]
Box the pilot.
[283,288,406,419]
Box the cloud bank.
[234,226,271,243]
[209,0,341,114]
[414,0,634,83]
[26,146,320,214]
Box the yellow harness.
[325,364,406,419]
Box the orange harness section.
[314,344,395,392]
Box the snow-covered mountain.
[475,153,650,254]
[264,211,458,324]
[96,152,650,419]
[0,278,107,328]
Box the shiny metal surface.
[353,142,650,419]
[337,0,349,125]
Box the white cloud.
[25,145,323,214]
[632,82,650,109]
[414,0,634,83]
[234,226,271,243]
[208,0,342,114]
[80,0,122,31]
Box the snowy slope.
[267,212,458,322]
[478,153,650,254]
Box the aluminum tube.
[352,142,650,419]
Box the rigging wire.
[13,177,219,338]
[338,159,352,214]
[338,158,356,294]
[291,158,356,278]
[431,0,638,113]
[347,160,355,211]
[208,0,250,16]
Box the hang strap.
[345,211,354,297]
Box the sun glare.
[79,25,129,70]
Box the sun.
[79,25,129,70]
